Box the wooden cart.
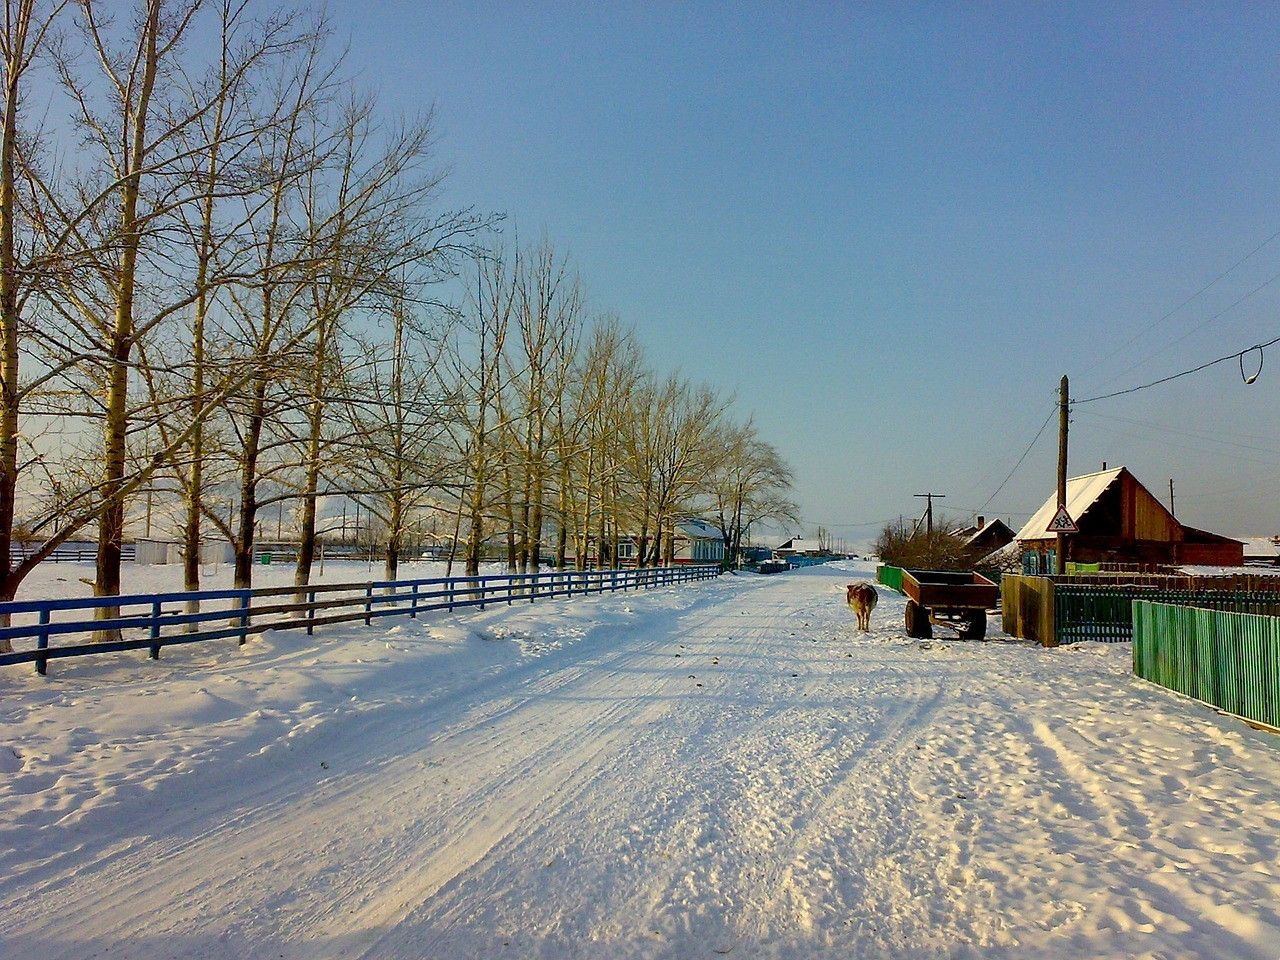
[900,569,999,640]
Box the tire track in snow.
[372,572,954,957]
[336,577,835,957]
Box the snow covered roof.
[675,518,723,540]
[1015,467,1125,543]
[1241,537,1280,559]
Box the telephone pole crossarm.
[913,493,946,538]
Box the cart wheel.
[905,600,933,639]
[959,610,987,640]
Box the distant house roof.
[1015,467,1128,542]
[1242,537,1280,560]
[675,518,723,540]
[960,517,1016,553]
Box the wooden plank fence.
[1133,600,1280,731]
[1001,575,1055,645]
[0,565,721,676]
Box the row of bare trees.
[0,1,797,648]
[450,237,797,577]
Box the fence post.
[149,601,162,660]
[365,585,374,625]
[307,590,316,636]
[237,593,251,646]
[411,583,419,619]
[35,607,50,676]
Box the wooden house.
[774,536,809,556]
[958,516,1016,558]
[672,518,725,564]
[1016,467,1243,573]
[1242,536,1280,566]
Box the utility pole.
[914,493,945,536]
[1169,478,1176,519]
[1056,374,1069,575]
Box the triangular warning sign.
[1047,505,1078,534]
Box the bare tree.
[161,2,325,603]
[453,244,516,577]
[558,314,643,569]
[339,296,455,584]
[506,236,580,573]
[18,1,329,633]
[213,16,342,589]
[875,516,971,569]
[622,373,727,566]
[287,93,480,593]
[0,0,69,648]
[708,420,797,567]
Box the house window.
[691,540,722,561]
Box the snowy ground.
[2,559,1279,959]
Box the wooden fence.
[0,565,721,676]
[1001,575,1056,645]
[1133,600,1280,732]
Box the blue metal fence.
[0,565,722,675]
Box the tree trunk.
[293,401,324,600]
[0,20,22,650]
[529,471,544,573]
[384,491,404,583]
[234,377,268,589]
[93,340,129,640]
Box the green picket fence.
[1133,600,1280,730]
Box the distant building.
[1016,466,1244,572]
[957,516,1016,559]
[1242,536,1280,566]
[774,536,831,558]
[672,518,725,564]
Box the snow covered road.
[3,561,1280,959]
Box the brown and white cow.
[846,582,878,631]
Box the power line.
[1075,409,1280,458]
[976,404,1057,514]
[1074,333,1280,404]
[1087,268,1280,393]
[1077,227,1280,382]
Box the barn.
[1016,466,1244,573]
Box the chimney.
[977,515,985,528]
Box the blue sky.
[341,2,1280,545]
